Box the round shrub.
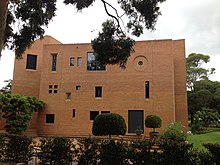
[161,122,187,142]
[92,113,126,138]
[145,115,162,132]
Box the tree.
[0,93,44,134]
[0,79,12,94]
[92,113,126,138]
[145,115,162,132]
[186,53,215,91]
[0,0,166,67]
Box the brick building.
[3,36,188,136]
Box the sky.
[0,0,220,88]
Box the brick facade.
[3,36,188,136]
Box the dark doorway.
[128,110,144,133]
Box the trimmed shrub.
[4,135,32,164]
[38,137,74,165]
[0,134,6,162]
[92,113,126,138]
[203,143,220,165]
[145,115,162,132]
[161,122,187,142]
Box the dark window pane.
[49,90,53,93]
[46,114,55,123]
[101,111,110,114]
[72,109,75,118]
[76,86,81,90]
[70,57,75,66]
[54,85,58,89]
[87,52,106,71]
[49,85,53,89]
[52,54,57,71]
[26,54,37,70]
[54,90,58,93]
[145,81,150,99]
[95,86,102,97]
[128,110,144,133]
[90,111,99,120]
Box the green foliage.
[145,115,162,132]
[161,122,187,142]
[92,113,126,138]
[100,139,128,165]
[39,137,74,165]
[186,53,215,91]
[92,20,135,68]
[0,93,44,134]
[4,135,32,164]
[0,79,12,94]
[203,143,220,165]
[2,0,166,67]
[0,134,6,162]
[160,140,194,165]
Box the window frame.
[46,114,55,124]
[26,54,37,70]
[95,86,102,98]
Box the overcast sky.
[0,0,220,88]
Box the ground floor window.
[128,110,144,133]
[90,111,99,120]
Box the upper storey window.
[26,54,37,70]
[87,52,106,71]
[51,54,57,71]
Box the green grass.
[187,127,220,151]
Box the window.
[77,57,82,67]
[52,54,57,71]
[70,57,75,66]
[76,86,81,90]
[145,81,150,99]
[90,111,99,120]
[46,114,55,124]
[72,109,75,118]
[128,110,144,133]
[87,52,106,71]
[26,54,37,70]
[95,86,102,97]
[101,111,110,114]
[66,92,71,100]
[48,85,58,94]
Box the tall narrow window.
[77,57,82,67]
[145,81,150,99]
[52,54,57,71]
[26,54,37,70]
[95,86,102,97]
[72,109,76,118]
[70,57,75,66]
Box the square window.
[90,111,99,120]
[26,54,37,70]
[46,114,55,124]
[72,109,75,118]
[95,86,102,97]
[70,57,75,66]
[77,57,82,67]
[49,90,53,94]
[54,85,58,89]
[87,52,106,71]
[49,85,53,89]
[54,90,58,93]
[76,86,81,90]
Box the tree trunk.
[0,0,9,57]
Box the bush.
[0,134,6,162]
[145,115,162,132]
[100,139,128,165]
[92,113,126,138]
[39,137,74,165]
[161,122,187,142]
[203,143,220,165]
[4,135,32,164]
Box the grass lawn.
[187,127,220,151]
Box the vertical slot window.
[52,54,57,71]
[95,86,102,97]
[72,109,76,118]
[70,57,75,66]
[77,57,82,67]
[145,81,150,99]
